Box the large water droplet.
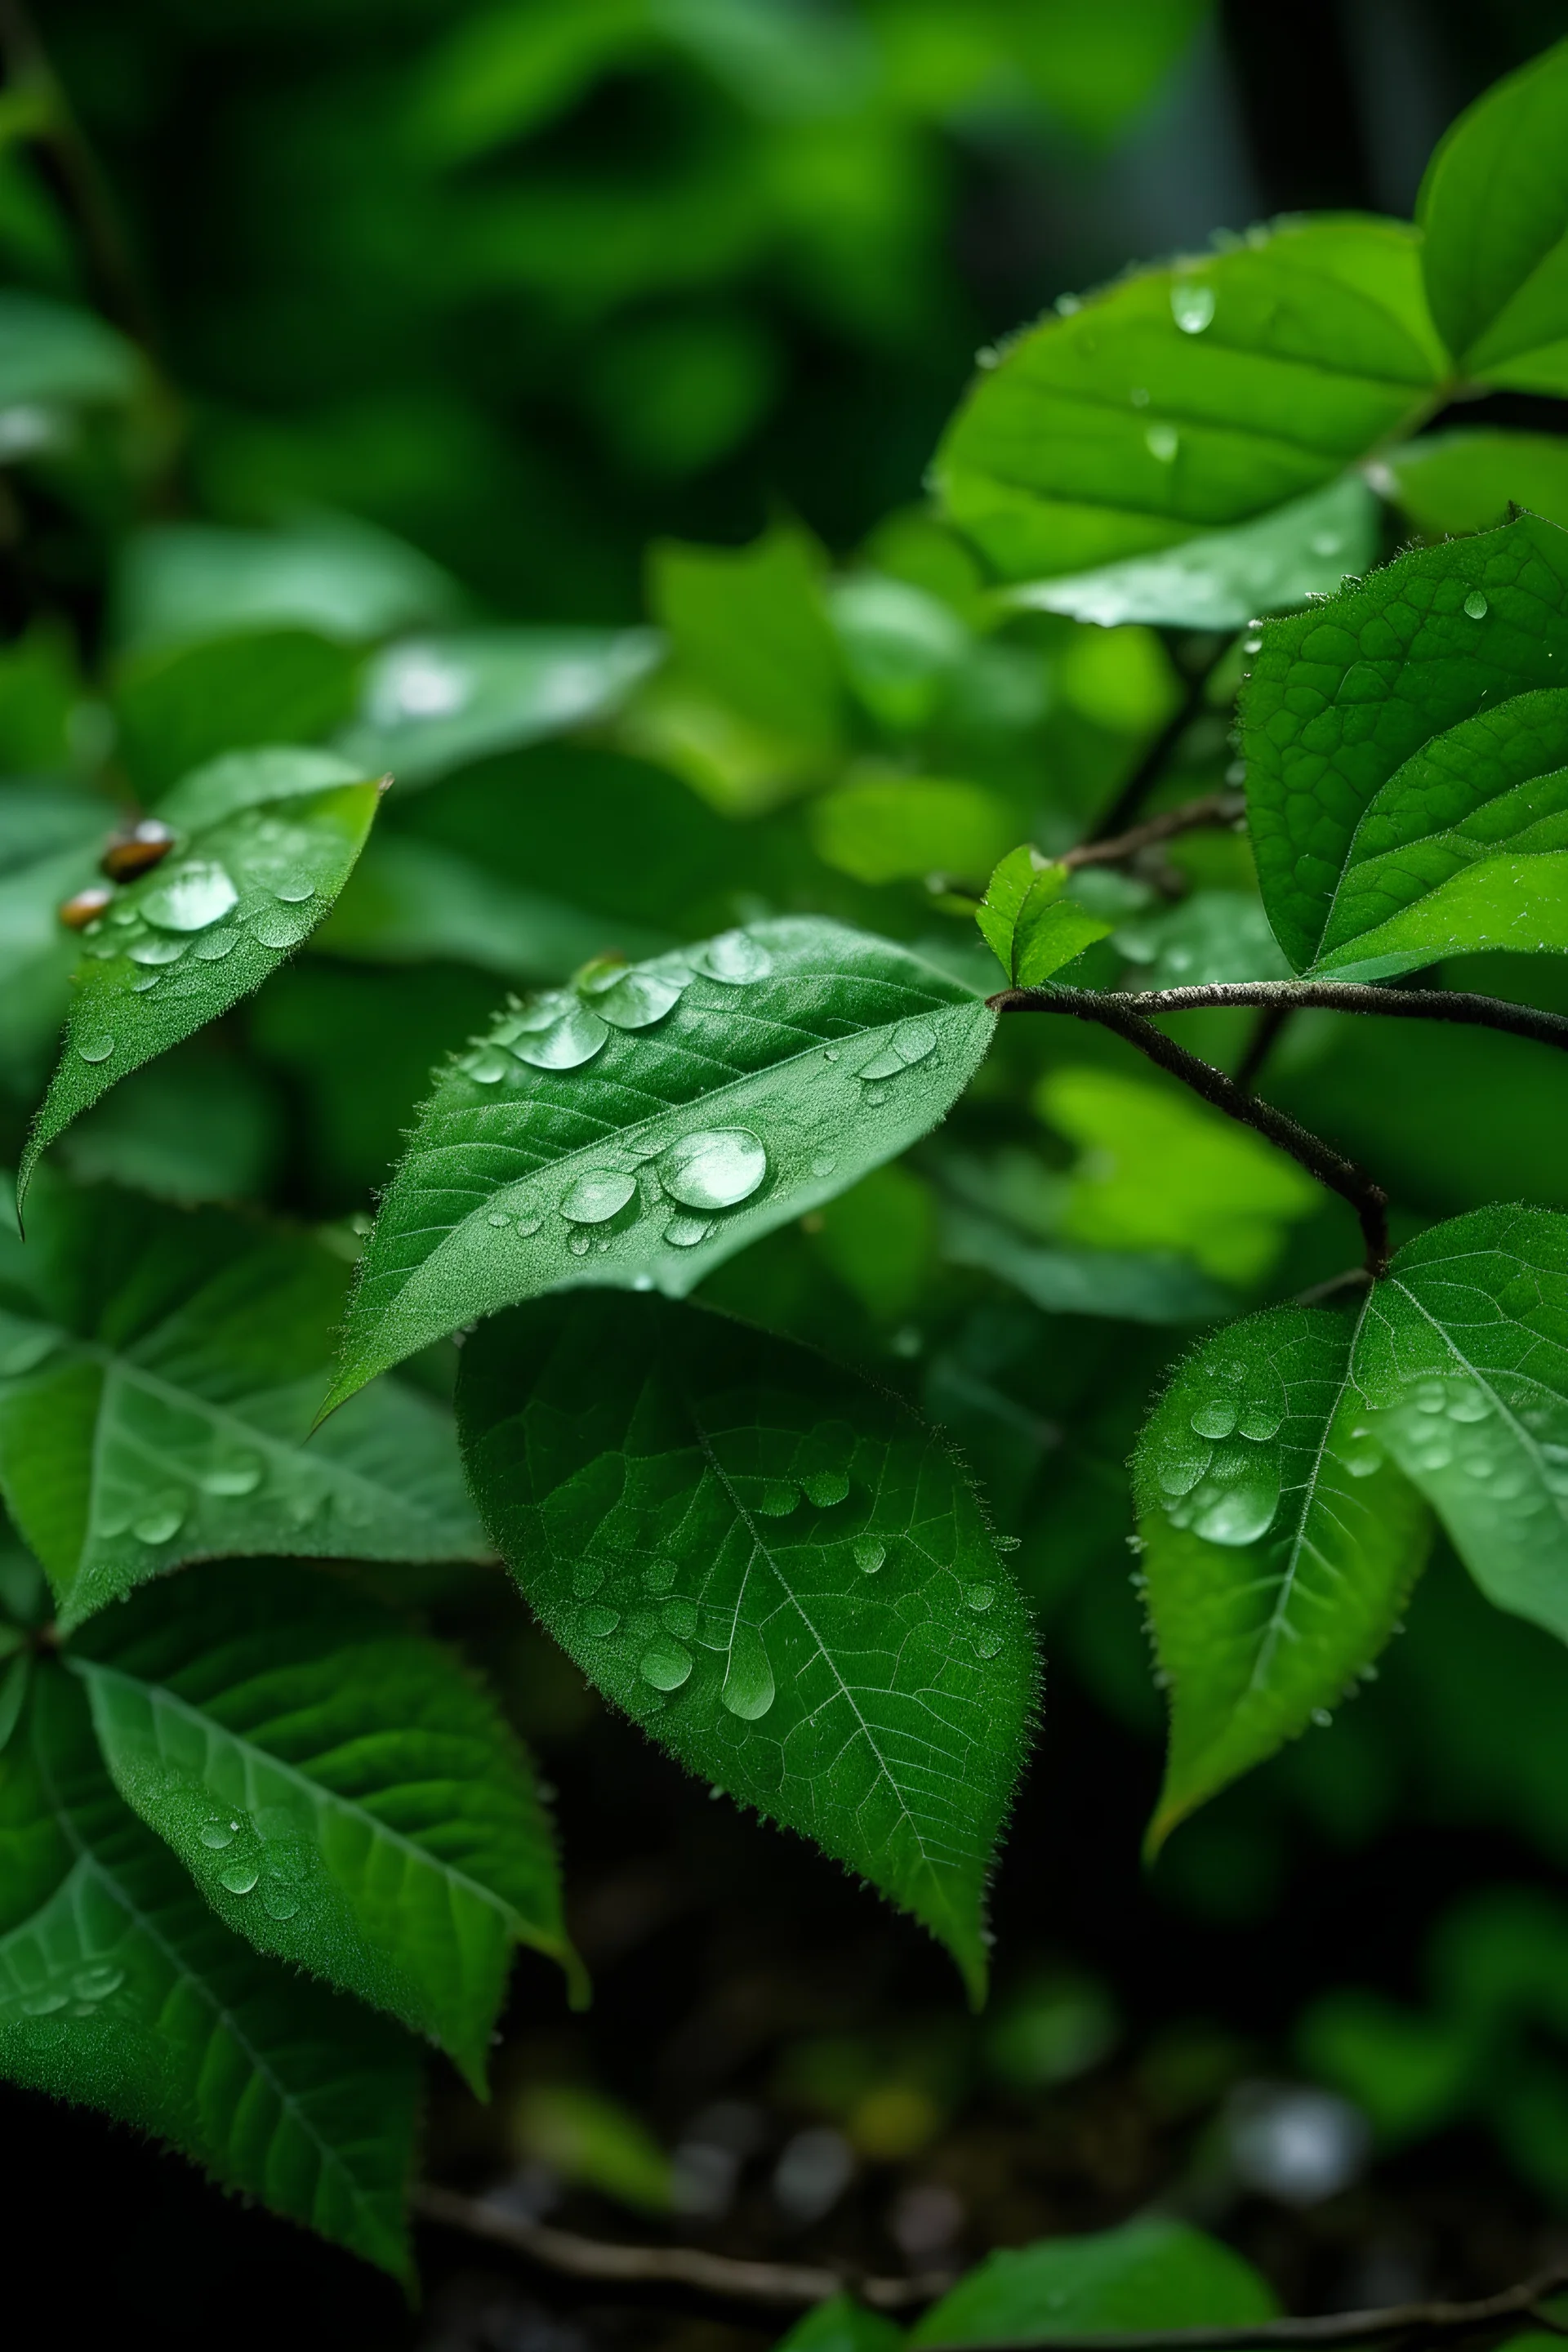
[1192,1476,1278,1546]
[561,1169,637,1224]
[203,1456,263,1497]
[1236,1398,1284,1442]
[263,1885,301,1922]
[141,861,238,932]
[755,1481,798,1517]
[701,930,773,984]
[572,1561,604,1597]
[1157,1439,1209,1498]
[853,1538,885,1574]
[639,1636,693,1691]
[131,1500,185,1544]
[512,1002,609,1070]
[127,934,185,966]
[580,1605,621,1638]
[1191,1397,1238,1441]
[800,1468,849,1507]
[1446,1383,1491,1423]
[966,1584,996,1613]
[973,1629,1004,1659]
[661,1128,767,1211]
[77,1033,115,1064]
[518,1214,543,1237]
[666,1212,712,1247]
[1170,281,1215,333]
[199,1819,238,1850]
[721,1621,776,1720]
[249,906,312,951]
[568,1229,591,1257]
[73,1963,124,2001]
[586,967,687,1030]
[219,1863,260,1895]
[643,1560,677,1594]
[1146,424,1179,463]
[272,878,315,905]
[662,1597,697,1640]
[859,1019,939,1082]
[1463,590,1488,620]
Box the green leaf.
[810,777,1015,889]
[20,749,385,1201]
[0,1664,419,2277]
[456,1290,1036,2003]
[0,290,140,417]
[323,918,996,1411]
[0,1176,488,1628]
[937,1180,1232,1325]
[0,786,106,1089]
[774,2295,905,2352]
[826,575,969,734]
[115,515,461,653]
[1418,40,1568,393]
[1004,474,1380,631]
[1135,1303,1432,1847]
[976,849,1111,985]
[909,2216,1277,2347]
[334,627,662,791]
[514,2083,674,2213]
[1112,889,1293,988]
[315,831,666,981]
[1242,511,1568,979]
[1039,1066,1320,1286]
[69,1559,576,2088]
[1377,428,1568,538]
[933,217,1446,582]
[114,629,363,798]
[1355,1205,1568,1646]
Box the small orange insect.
[59,885,114,930]
[101,817,177,881]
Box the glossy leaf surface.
[1378,428,1568,537]
[457,1292,1036,2003]
[325,918,996,1410]
[71,1561,574,2087]
[1242,513,1568,978]
[0,786,105,1085]
[0,1178,487,1628]
[0,1665,418,2277]
[21,749,385,1200]
[911,2217,1275,2346]
[933,218,1444,582]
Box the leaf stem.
[991,987,1389,1276]
[1059,788,1245,872]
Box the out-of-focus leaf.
[1039,1065,1319,1285]
[0,291,140,438]
[826,575,969,733]
[1243,513,1568,979]
[1377,429,1568,537]
[1419,40,1568,394]
[324,919,995,1409]
[940,1200,1231,1327]
[811,776,1014,887]
[0,785,105,1089]
[773,2294,904,2352]
[909,2216,1277,2346]
[933,219,1444,581]
[410,0,650,162]
[114,630,363,797]
[0,1175,488,1628]
[72,1560,575,2090]
[335,627,662,790]
[0,1664,419,2278]
[813,1163,936,1321]
[514,2084,673,2213]
[20,749,383,1200]
[115,515,461,653]
[1113,889,1292,988]
[457,1290,1036,2002]
[57,1044,278,1204]
[1006,475,1379,631]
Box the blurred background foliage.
[12,2,1568,2346]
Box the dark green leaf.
[71,1559,576,2087]
[909,2216,1277,2347]
[0,1664,419,2277]
[334,627,661,790]
[1377,429,1568,537]
[1135,1303,1432,1846]
[0,291,140,419]
[1004,474,1379,630]
[115,516,461,653]
[1242,512,1568,978]
[20,749,385,1200]
[1419,40,1568,393]
[933,219,1444,582]
[114,629,363,797]
[775,2296,905,2352]
[457,1291,1036,2002]
[0,1176,488,1628]
[323,918,996,1411]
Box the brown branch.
[991,988,1389,1277]
[1059,791,1244,872]
[1093,638,1232,838]
[412,2184,954,2314]
[1102,979,1568,1057]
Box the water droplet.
[131,1500,185,1544]
[666,1215,712,1247]
[130,973,161,993]
[202,1456,263,1497]
[1446,1383,1490,1423]
[263,1886,301,1921]
[561,1169,637,1224]
[1170,280,1215,333]
[853,1538,885,1574]
[1146,423,1179,463]
[800,1469,849,1507]
[140,861,238,932]
[487,1210,510,1226]
[966,1584,996,1613]
[863,1085,889,1107]
[1236,1399,1284,1442]
[1243,635,1263,655]
[199,1820,238,1850]
[859,1019,939,1082]
[511,1002,609,1070]
[192,926,239,960]
[73,1963,124,2001]
[568,1229,591,1257]
[822,1048,841,1064]
[77,1034,115,1064]
[127,933,185,965]
[1311,1708,1333,1728]
[248,906,310,951]
[1191,1397,1238,1441]
[60,885,115,931]
[580,1605,621,1638]
[661,1128,767,1211]
[1192,1476,1278,1546]
[1157,1441,1209,1498]
[662,1597,697,1639]
[518,1215,543,1237]
[721,1621,776,1721]
[973,1629,1004,1659]
[272,879,315,904]
[572,1562,604,1598]
[639,1636,693,1691]
[643,1561,677,1594]
[1463,590,1488,620]
[755,1481,799,1516]
[810,1154,837,1178]
[1414,1379,1448,1415]
[701,929,773,984]
[219,1863,259,1895]
[586,968,686,1030]
[22,1986,68,2015]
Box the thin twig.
[413,2185,954,2313]
[1234,1000,1294,1095]
[991,989,1389,1276]
[1097,979,1568,1056]
[1059,791,1245,872]
[1094,640,1232,838]
[913,2261,1568,2352]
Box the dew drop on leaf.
[466,1048,510,1084]
[661,1127,767,1211]
[131,1500,185,1544]
[486,1210,510,1226]
[202,1457,264,1496]
[1146,424,1179,462]
[518,1215,543,1237]
[965,1584,996,1613]
[662,1597,697,1639]
[200,1820,238,1850]
[580,1605,621,1638]
[642,1560,677,1594]
[263,1886,301,1921]
[560,1169,637,1224]
[1463,590,1488,619]
[572,1561,604,1598]
[720,1620,776,1721]
[567,1229,591,1257]
[22,1988,68,2016]
[511,1002,610,1069]
[72,1963,124,2001]
[192,926,239,960]
[1170,280,1215,333]
[586,968,686,1030]
[219,1864,260,1895]
[973,1629,1004,1659]
[77,1034,115,1064]
[1190,1397,1238,1441]
[811,1153,837,1177]
[140,861,239,932]
[1191,1476,1279,1546]
[755,1481,799,1516]
[700,929,773,984]
[127,934,185,965]
[639,1636,693,1690]
[800,1468,849,1506]
[1236,1399,1284,1441]
[853,1538,885,1574]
